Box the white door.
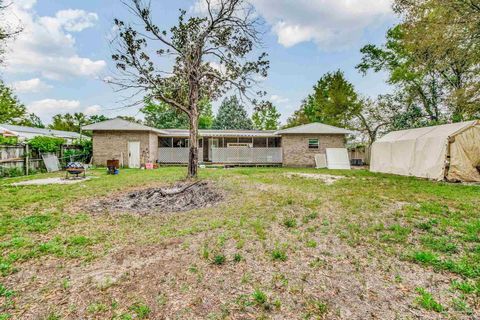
[128,141,141,168]
[208,139,219,161]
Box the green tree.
[142,97,213,129]
[287,70,361,128]
[393,0,480,120]
[117,116,142,124]
[252,101,281,130]
[17,113,44,128]
[49,113,88,132]
[352,94,432,145]
[0,80,26,124]
[357,25,444,123]
[212,96,253,130]
[88,115,110,123]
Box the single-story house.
[0,124,86,144]
[82,118,354,168]
[370,120,480,182]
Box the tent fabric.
[370,121,479,181]
[447,125,480,182]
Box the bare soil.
[88,180,223,214]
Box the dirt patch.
[11,176,94,186]
[285,172,346,185]
[89,180,223,214]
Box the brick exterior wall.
[281,134,346,167]
[92,130,158,166]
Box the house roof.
[159,129,279,138]
[0,124,84,139]
[274,123,354,135]
[82,117,167,134]
[82,118,354,137]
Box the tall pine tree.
[213,96,253,130]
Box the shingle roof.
[274,123,354,135]
[159,129,279,138]
[82,118,354,137]
[0,124,84,139]
[82,117,167,134]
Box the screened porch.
[157,136,282,164]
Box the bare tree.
[111,0,269,178]
[0,1,23,65]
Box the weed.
[129,302,151,319]
[451,298,472,314]
[306,240,317,248]
[252,289,268,306]
[233,253,243,263]
[212,254,226,265]
[304,298,328,319]
[309,257,326,269]
[283,217,297,228]
[271,248,287,261]
[0,284,15,298]
[87,302,108,313]
[451,280,479,295]
[420,235,458,253]
[303,212,318,224]
[415,288,444,312]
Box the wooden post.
[24,144,29,176]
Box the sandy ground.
[11,176,93,186]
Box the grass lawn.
[0,167,479,319]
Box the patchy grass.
[0,167,479,318]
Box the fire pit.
[65,162,86,179]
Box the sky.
[1,0,397,125]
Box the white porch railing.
[158,148,204,163]
[211,147,282,163]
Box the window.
[173,138,189,148]
[159,137,172,147]
[308,139,319,149]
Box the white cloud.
[253,0,393,49]
[12,78,52,93]
[28,99,80,121]
[55,9,98,32]
[192,0,393,49]
[84,105,102,116]
[270,94,289,104]
[2,2,106,79]
[27,99,107,122]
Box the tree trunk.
[188,113,199,179]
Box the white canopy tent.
[370,120,480,182]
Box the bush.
[0,167,24,178]
[27,136,64,153]
[0,136,18,145]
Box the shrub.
[0,136,18,145]
[27,136,64,153]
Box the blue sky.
[1,0,397,125]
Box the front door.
[128,141,140,168]
[208,138,219,161]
